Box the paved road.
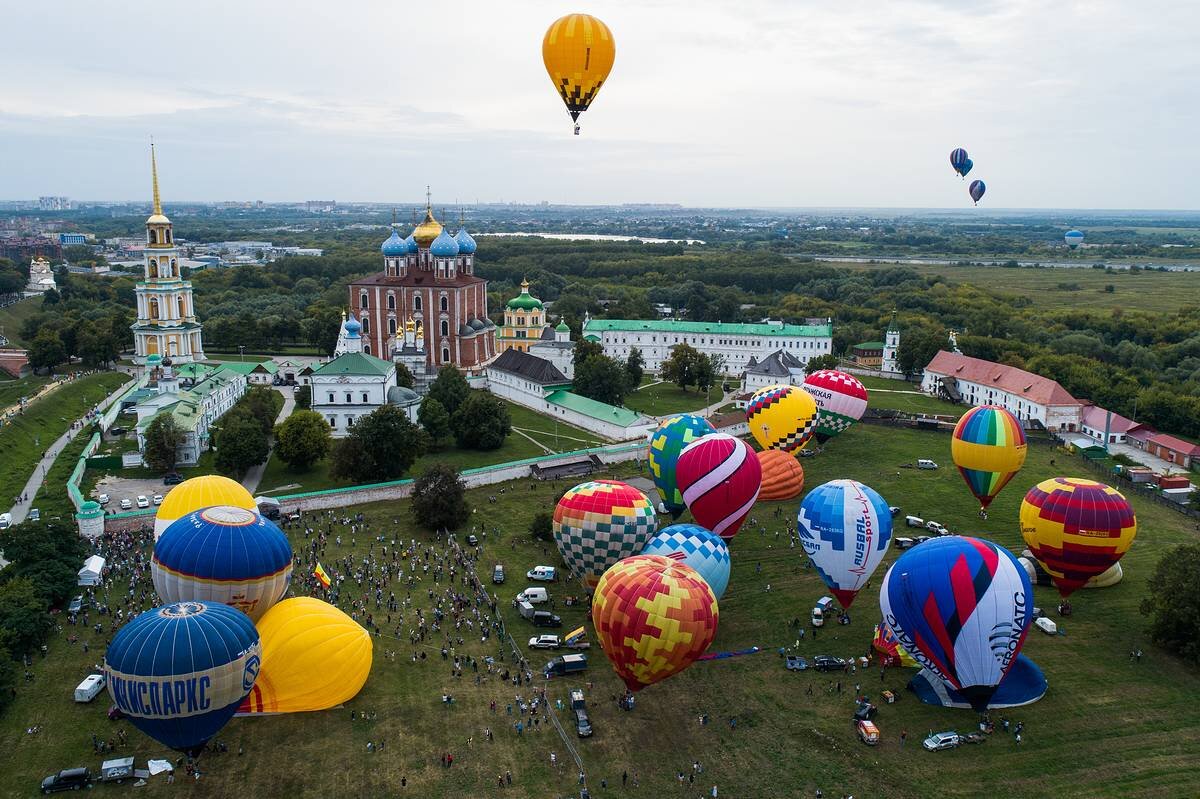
[241,387,296,495]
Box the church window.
[345,392,352,403]
[441,320,449,337]
[362,392,369,403]
[328,392,335,403]
[440,296,448,312]
[363,343,371,354]
[166,230,172,243]
[360,292,369,309]
[414,295,422,311]
[387,294,396,310]
[441,347,450,363]
[328,416,336,427]
[361,316,370,333]
[388,318,397,335]
[149,230,158,244]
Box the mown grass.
[3,423,1198,798]
[624,380,716,417]
[856,375,964,417]
[0,295,45,347]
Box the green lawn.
[0,374,53,410]
[0,371,129,507]
[5,423,1198,798]
[855,375,964,417]
[0,295,44,347]
[624,380,714,417]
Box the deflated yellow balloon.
[543,13,616,126]
[238,597,372,714]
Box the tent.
[908,654,1047,710]
[78,555,106,586]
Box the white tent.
[78,555,106,586]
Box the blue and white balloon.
[641,524,731,600]
[797,479,892,608]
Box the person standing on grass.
[900,730,907,747]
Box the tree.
[295,384,312,410]
[396,362,415,389]
[426,366,470,416]
[624,347,644,391]
[242,386,282,434]
[274,410,332,471]
[410,463,471,532]
[660,343,705,391]
[27,329,66,373]
[418,397,453,448]
[0,578,53,658]
[0,639,16,715]
[573,338,604,368]
[0,518,87,606]
[1141,544,1200,664]
[143,413,185,472]
[573,354,629,406]
[78,321,120,368]
[529,511,553,542]
[453,392,511,450]
[330,405,426,483]
[805,353,841,374]
[696,352,725,392]
[897,325,945,375]
[215,410,270,477]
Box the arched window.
[166,230,172,243]
[363,342,371,354]
[149,230,158,245]
[441,347,450,363]
[388,318,397,335]
[361,316,370,334]
[440,320,449,337]
[440,295,448,312]
[387,294,396,310]
[177,297,185,318]
[148,298,160,320]
[414,295,422,311]
[360,292,369,309]
[170,259,177,276]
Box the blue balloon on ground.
[909,653,1046,710]
[641,524,731,600]
[104,601,262,753]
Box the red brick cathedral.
[349,201,496,371]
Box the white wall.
[921,371,1083,431]
[593,329,832,374]
[311,372,392,438]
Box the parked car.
[528,635,561,650]
[914,535,932,545]
[97,493,110,506]
[543,653,588,679]
[812,655,847,672]
[923,731,961,751]
[811,596,836,627]
[925,521,949,536]
[74,674,105,703]
[119,498,132,510]
[527,566,557,582]
[0,513,12,531]
[905,515,925,528]
[492,564,505,584]
[857,719,880,746]
[152,494,163,506]
[466,534,479,546]
[163,473,184,485]
[67,596,84,614]
[888,506,902,517]
[1035,617,1058,635]
[917,459,939,470]
[784,655,809,671]
[108,426,127,436]
[29,508,40,521]
[571,688,592,737]
[40,768,93,794]
[894,537,915,550]
[136,495,150,509]
[516,587,549,605]
[531,611,562,628]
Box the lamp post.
[238,345,246,362]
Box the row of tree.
[143,385,282,476]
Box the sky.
[2,0,1197,209]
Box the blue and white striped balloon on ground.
[798,479,893,609]
[153,505,293,622]
[641,524,731,600]
[104,601,261,753]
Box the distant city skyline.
[3,1,1197,209]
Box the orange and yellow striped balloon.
[591,555,718,692]
[542,13,616,125]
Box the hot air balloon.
[961,158,974,178]
[1065,230,1084,249]
[238,597,372,715]
[675,433,761,539]
[155,475,256,539]
[950,148,969,177]
[543,13,615,134]
[1019,477,1137,598]
[798,479,893,608]
[591,555,718,692]
[951,405,1027,512]
[756,449,804,501]
[969,179,987,205]
[641,524,731,600]
[649,414,717,517]
[745,384,818,454]
[104,601,261,753]
[879,536,1033,711]
[872,621,918,668]
[553,480,658,588]
[801,370,869,444]
[153,505,293,622]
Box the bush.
[410,463,471,532]
[529,511,553,542]
[1141,544,1200,664]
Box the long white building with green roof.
[582,316,834,373]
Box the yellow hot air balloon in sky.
[238,597,373,715]
[154,475,256,539]
[543,13,615,134]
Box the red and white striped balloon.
[675,433,761,540]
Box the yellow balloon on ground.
[543,13,616,127]
[155,475,256,539]
[238,597,373,715]
[745,384,818,453]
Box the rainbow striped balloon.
[676,433,761,539]
[1019,477,1137,598]
[951,406,1027,510]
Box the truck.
[570,688,593,737]
[544,653,588,679]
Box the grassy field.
[856,375,964,417]
[0,296,44,347]
[624,380,715,417]
[0,372,129,507]
[3,423,1198,798]
[835,261,1200,312]
[0,374,54,410]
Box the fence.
[67,433,102,511]
[1065,447,1199,520]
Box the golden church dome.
[412,207,443,249]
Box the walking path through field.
[240,387,296,494]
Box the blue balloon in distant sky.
[960,158,973,177]
[1065,230,1084,249]
[104,601,261,753]
[969,180,987,205]
[879,536,1033,712]
[642,524,731,600]
[950,148,969,177]
[797,479,892,608]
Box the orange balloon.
[757,449,805,501]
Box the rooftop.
[853,341,886,350]
[1081,405,1142,435]
[310,351,395,377]
[212,360,278,375]
[545,390,644,427]
[744,349,805,377]
[583,318,832,337]
[924,350,1082,407]
[1148,432,1200,455]
[488,348,570,385]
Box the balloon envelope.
[591,555,718,692]
[801,370,869,443]
[649,414,717,517]
[543,13,616,124]
[746,384,818,453]
[1065,230,1084,249]
[238,597,372,714]
[951,405,1027,510]
[553,480,657,588]
[153,505,293,621]
[950,148,969,175]
[961,158,974,177]
[155,475,255,539]
[969,179,987,204]
[798,479,893,607]
[756,449,804,501]
[676,433,761,539]
[1019,477,1137,598]
[880,536,1033,711]
[641,523,731,600]
[104,601,261,753]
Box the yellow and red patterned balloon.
[591,554,719,692]
[553,480,658,588]
[745,384,819,453]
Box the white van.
[526,566,557,582]
[925,521,949,536]
[812,596,836,627]
[516,587,549,605]
[917,459,939,470]
[905,515,925,528]
[0,513,11,530]
[75,674,106,703]
[1035,617,1058,635]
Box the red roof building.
[1146,433,1200,470]
[1080,405,1150,445]
[920,350,1083,431]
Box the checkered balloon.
[641,524,731,599]
[553,480,658,588]
[801,370,869,444]
[591,555,719,692]
[745,384,818,453]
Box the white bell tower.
[882,314,900,374]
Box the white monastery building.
[921,351,1084,431]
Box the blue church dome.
[381,229,407,256]
[455,227,477,254]
[430,228,460,257]
[404,233,419,254]
[344,314,362,338]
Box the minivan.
[526,566,556,582]
[811,596,836,627]
[74,674,105,703]
[917,459,939,470]
[0,513,11,530]
[516,587,549,605]
[905,515,925,528]
[544,653,588,678]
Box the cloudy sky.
[3,0,1196,208]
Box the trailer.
[99,757,135,784]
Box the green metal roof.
[311,351,394,377]
[175,362,214,379]
[545,390,643,427]
[854,341,886,350]
[582,319,832,337]
[212,360,278,375]
[506,294,543,310]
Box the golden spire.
[151,142,162,216]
